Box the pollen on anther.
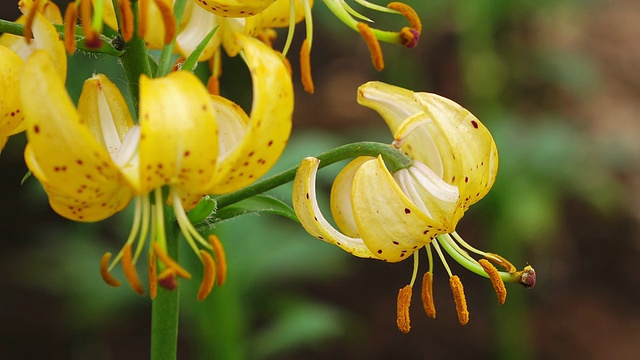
[122,244,145,295]
[421,272,436,318]
[100,252,122,287]
[396,285,412,333]
[208,235,227,286]
[449,276,469,325]
[197,250,216,301]
[479,259,507,305]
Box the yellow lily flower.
[293,81,534,331]
[20,33,292,299]
[0,1,65,153]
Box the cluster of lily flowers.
[0,0,533,332]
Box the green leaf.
[182,26,219,73]
[214,194,298,223]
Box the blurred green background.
[1,0,639,359]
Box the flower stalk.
[213,141,414,209]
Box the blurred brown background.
[1,0,639,359]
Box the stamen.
[396,285,412,333]
[23,0,43,44]
[100,252,122,287]
[122,243,145,295]
[421,271,436,318]
[148,250,158,299]
[449,275,469,325]
[63,3,78,54]
[158,268,177,290]
[152,0,176,44]
[152,242,192,279]
[137,0,148,39]
[119,0,134,42]
[300,39,314,94]
[207,50,221,95]
[80,0,100,48]
[356,22,384,71]
[208,235,227,286]
[485,252,517,273]
[478,259,507,305]
[197,250,216,300]
[387,2,422,33]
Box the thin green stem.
[0,19,123,56]
[151,201,180,360]
[213,141,413,209]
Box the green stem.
[151,202,180,360]
[155,0,188,77]
[213,141,413,209]
[119,2,152,114]
[0,19,123,56]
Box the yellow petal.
[77,74,139,189]
[138,71,219,205]
[357,81,445,177]
[193,0,277,17]
[206,34,293,194]
[0,45,24,137]
[414,92,498,209]
[351,156,446,262]
[0,137,8,154]
[245,0,310,34]
[26,9,67,81]
[21,51,133,221]
[93,0,118,30]
[175,1,222,60]
[329,156,373,238]
[292,157,378,259]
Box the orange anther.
[207,76,220,96]
[356,22,384,71]
[197,250,216,300]
[208,235,227,286]
[485,252,517,273]
[449,276,469,325]
[421,271,436,318]
[63,3,77,54]
[148,250,158,299]
[152,242,192,279]
[137,0,148,39]
[479,259,507,305]
[79,0,99,47]
[122,243,145,295]
[23,0,43,44]
[119,0,134,42]
[300,39,314,94]
[152,0,176,44]
[396,285,412,333]
[387,2,422,33]
[99,252,122,287]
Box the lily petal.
[193,0,277,17]
[206,34,293,194]
[21,51,133,221]
[175,1,222,60]
[77,74,139,189]
[330,156,373,238]
[0,45,24,138]
[414,93,498,209]
[245,0,310,33]
[138,71,218,208]
[357,81,445,178]
[351,156,446,262]
[293,157,378,259]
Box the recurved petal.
[351,156,446,262]
[193,0,277,17]
[0,46,24,137]
[293,157,378,259]
[245,0,310,33]
[28,10,67,80]
[206,34,293,194]
[21,51,133,221]
[330,156,373,238]
[138,71,218,206]
[357,81,445,177]
[414,92,498,209]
